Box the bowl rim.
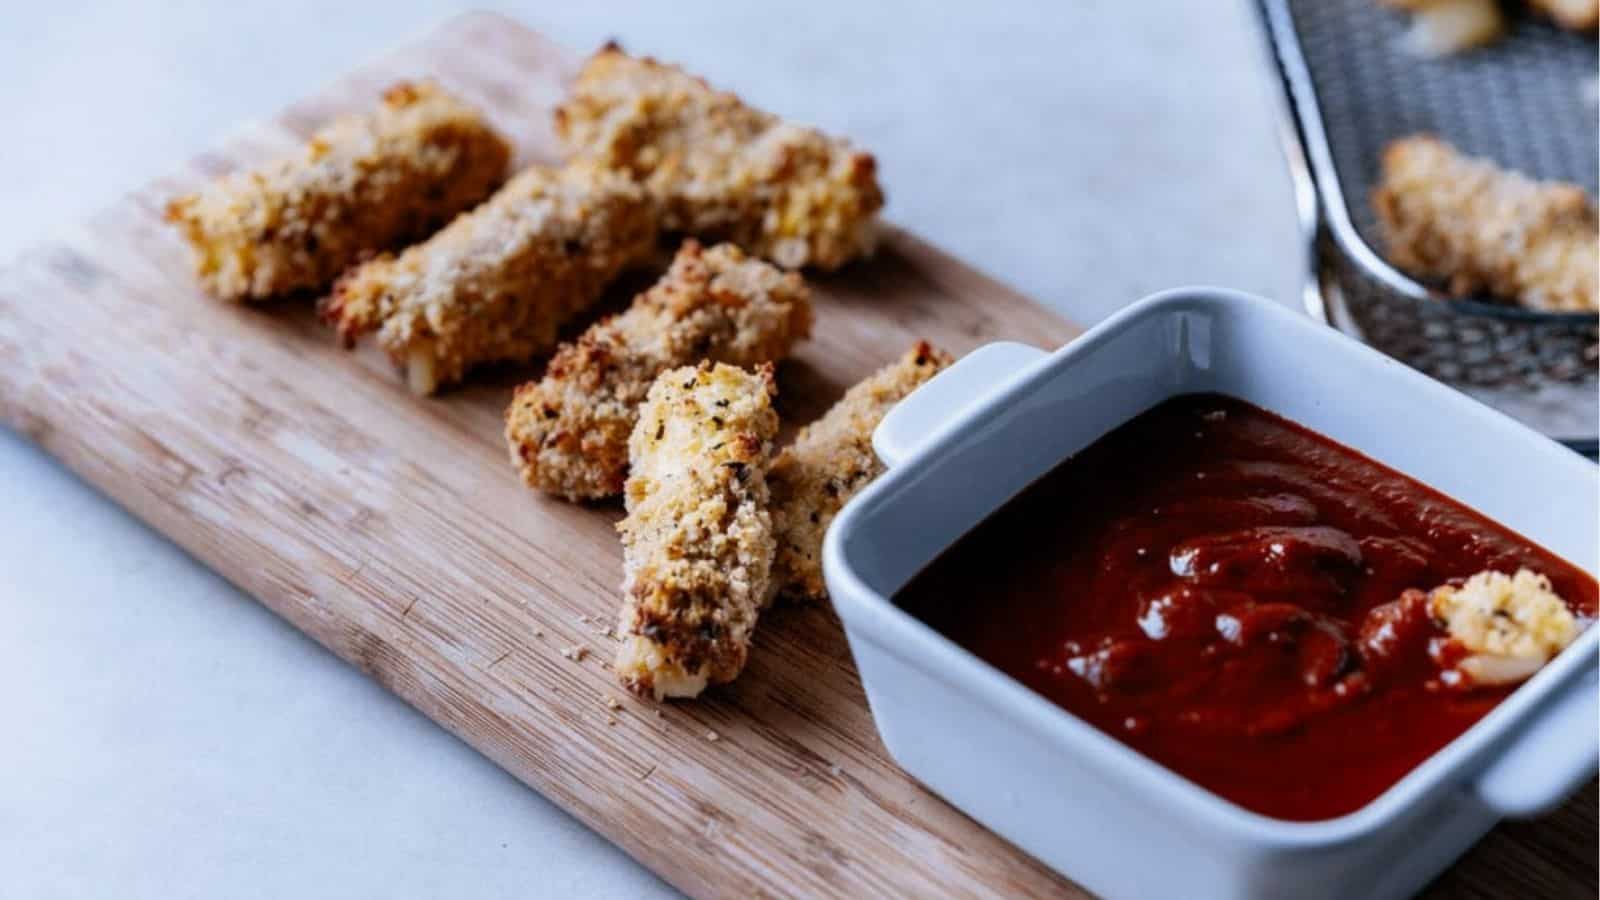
[825,287,1600,850]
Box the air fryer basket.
[1257,0,1599,451]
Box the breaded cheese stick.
[1373,136,1599,312]
[322,163,657,395]
[556,44,883,271]
[505,240,812,500]
[768,342,952,602]
[166,81,510,302]
[1529,0,1599,31]
[614,362,779,700]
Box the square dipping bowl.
[823,288,1598,900]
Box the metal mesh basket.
[1256,0,1599,451]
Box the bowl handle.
[1473,662,1599,818]
[873,342,1048,469]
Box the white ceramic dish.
[823,287,1599,900]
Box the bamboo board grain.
[0,12,1591,898]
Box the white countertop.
[0,1,1300,896]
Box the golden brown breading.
[166,81,509,302]
[1373,135,1599,312]
[322,162,657,395]
[1529,0,1599,30]
[556,44,883,271]
[506,240,812,500]
[614,362,779,700]
[768,341,952,602]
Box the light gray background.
[0,1,1300,896]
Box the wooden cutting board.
[0,12,1591,898]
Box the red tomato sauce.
[896,394,1596,821]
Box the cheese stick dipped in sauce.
[1427,569,1582,687]
[767,341,951,601]
[557,44,883,271]
[506,240,812,501]
[322,162,657,395]
[614,362,779,700]
[167,81,510,302]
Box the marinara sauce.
[897,394,1596,821]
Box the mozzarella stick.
[166,81,510,302]
[557,44,883,271]
[1373,136,1598,313]
[768,341,952,602]
[614,362,779,700]
[322,162,657,395]
[505,240,812,500]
